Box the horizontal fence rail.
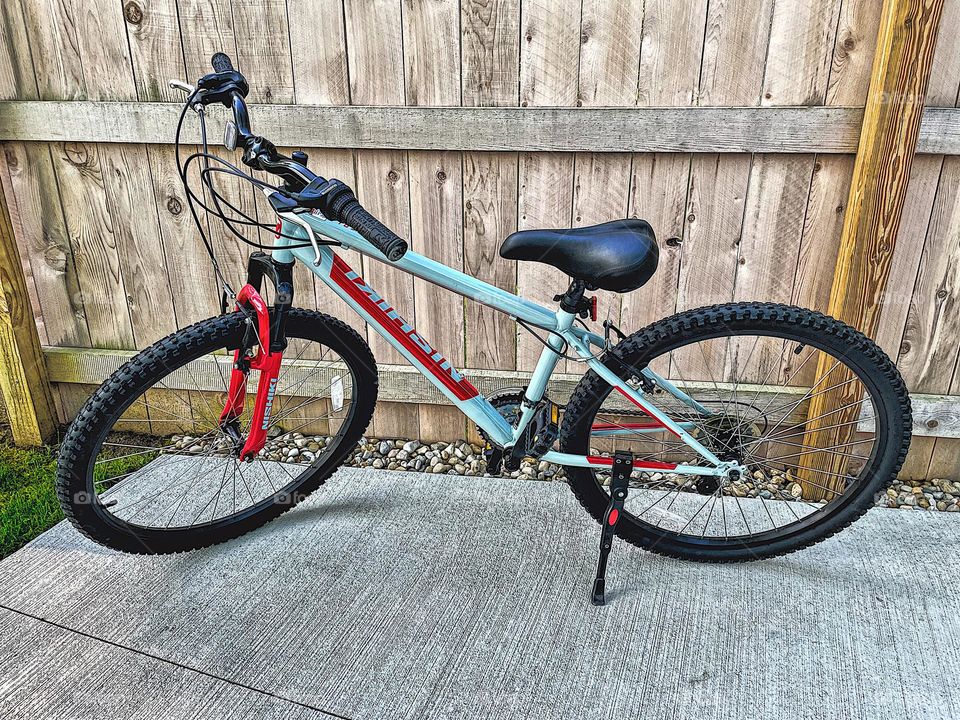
[42,347,960,440]
[2,102,960,154]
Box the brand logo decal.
[344,270,466,384]
[261,377,278,429]
[329,256,478,401]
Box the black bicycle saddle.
[499,219,659,293]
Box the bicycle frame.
[270,203,732,478]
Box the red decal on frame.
[329,254,479,401]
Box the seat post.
[554,278,595,320]
[556,278,586,314]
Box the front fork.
[219,253,295,461]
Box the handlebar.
[198,53,408,261]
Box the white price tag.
[331,375,344,412]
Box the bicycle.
[56,54,911,604]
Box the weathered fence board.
[6,101,960,154]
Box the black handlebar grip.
[342,203,408,261]
[311,179,407,261]
[211,52,234,73]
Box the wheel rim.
[86,331,359,533]
[583,329,884,546]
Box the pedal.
[591,450,633,606]
[506,398,560,470]
[483,445,504,475]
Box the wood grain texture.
[0,145,43,345]
[927,358,960,476]
[176,0,237,87]
[791,155,854,314]
[573,0,642,371]
[515,152,574,372]
[100,143,177,345]
[827,0,883,105]
[625,0,707,333]
[799,0,947,498]
[69,0,137,101]
[825,0,946,338]
[698,0,775,106]
[621,153,688,330]
[676,154,750,310]
[461,0,519,375]
[516,0,580,375]
[8,102,937,153]
[762,0,842,106]
[282,14,364,337]
[0,0,37,101]
[896,155,960,394]
[925,0,960,106]
[873,154,943,357]
[578,0,643,106]
[51,141,135,348]
[519,0,581,108]
[461,0,520,106]
[734,155,811,304]
[403,0,461,107]
[402,0,465,439]
[287,0,351,105]
[463,152,518,370]
[340,0,421,438]
[682,0,771,363]
[571,151,633,345]
[122,0,186,103]
[343,0,404,107]
[0,0,956,479]
[145,144,219,327]
[2,142,90,346]
[42,345,960,438]
[231,0,294,104]
[0,173,57,443]
[637,0,707,106]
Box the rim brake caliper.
[219,284,283,462]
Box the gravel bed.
[165,432,960,511]
[878,479,960,512]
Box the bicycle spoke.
[582,328,894,543]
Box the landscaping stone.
[163,433,960,510]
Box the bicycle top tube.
[280,209,560,332]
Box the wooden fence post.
[0,176,57,445]
[797,0,945,498]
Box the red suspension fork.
[219,284,284,461]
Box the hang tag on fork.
[331,375,344,412]
[224,119,238,151]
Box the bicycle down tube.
[272,206,728,478]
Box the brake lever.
[169,79,196,94]
[169,79,207,114]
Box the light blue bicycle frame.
[269,199,735,478]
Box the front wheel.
[56,309,378,554]
[560,303,911,562]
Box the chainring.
[476,389,525,447]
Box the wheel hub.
[699,413,762,464]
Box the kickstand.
[591,451,633,606]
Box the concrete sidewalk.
[1,468,957,720]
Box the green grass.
[0,443,62,559]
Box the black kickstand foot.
[591,451,632,606]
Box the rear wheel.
[560,303,911,562]
[56,309,377,554]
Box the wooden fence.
[0,0,958,480]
